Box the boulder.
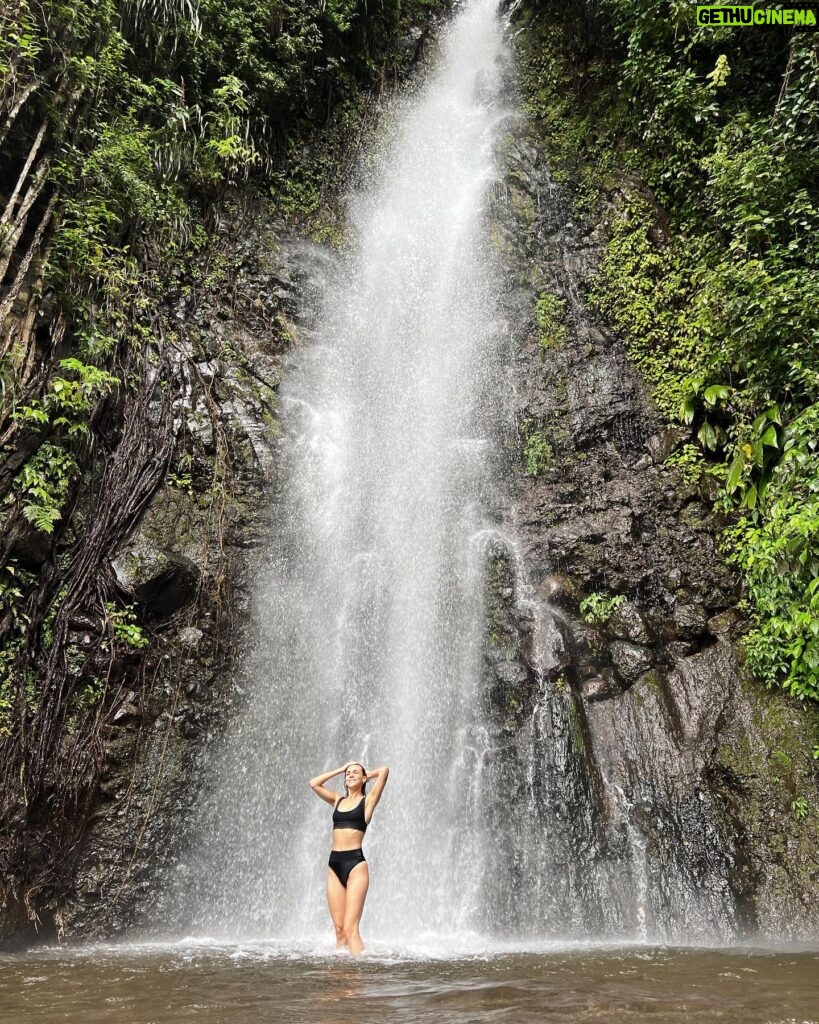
[495,660,529,686]
[671,603,708,640]
[608,601,651,644]
[707,607,744,638]
[537,573,580,611]
[609,639,654,683]
[579,673,619,702]
[112,543,200,616]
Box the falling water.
[186,0,515,944]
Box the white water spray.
[188,0,514,944]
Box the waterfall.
[186,0,515,945]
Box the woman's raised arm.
[309,764,347,805]
[364,765,389,820]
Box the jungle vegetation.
[514,0,819,705]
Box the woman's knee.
[343,911,361,934]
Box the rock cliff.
[475,45,819,939]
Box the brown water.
[1,942,817,1024]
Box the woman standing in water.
[309,761,389,954]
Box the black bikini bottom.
[328,849,366,888]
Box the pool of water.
[2,940,817,1023]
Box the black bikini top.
[332,796,368,832]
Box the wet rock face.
[477,42,819,940]
[50,195,334,940]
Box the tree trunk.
[0,118,48,228]
[0,192,57,333]
[0,77,42,151]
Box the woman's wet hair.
[344,762,367,797]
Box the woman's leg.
[341,862,370,955]
[326,868,347,948]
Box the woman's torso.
[331,795,368,851]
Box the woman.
[308,760,389,954]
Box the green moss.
[642,669,664,697]
[589,200,706,421]
[718,736,758,778]
[570,700,585,754]
[535,292,568,352]
[748,680,819,772]
[716,678,819,876]
[509,184,536,231]
[506,693,521,714]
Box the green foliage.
[0,684,12,737]
[0,563,36,734]
[167,471,193,491]
[665,442,705,487]
[7,444,77,534]
[513,1,819,701]
[14,359,119,438]
[5,361,120,532]
[0,564,34,624]
[0,1,44,78]
[203,75,260,178]
[590,201,707,419]
[535,292,568,351]
[105,602,150,649]
[792,796,808,822]
[722,405,781,511]
[71,677,105,715]
[722,406,819,702]
[580,592,625,626]
[706,54,730,91]
[167,452,194,493]
[523,429,554,476]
